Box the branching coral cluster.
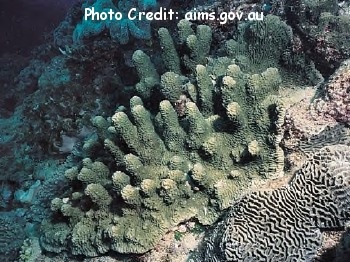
[40,17,290,256]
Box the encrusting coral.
[195,125,350,261]
[225,15,293,72]
[313,59,350,125]
[40,17,309,257]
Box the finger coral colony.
[0,0,350,261]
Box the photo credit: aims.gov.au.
[84,6,265,24]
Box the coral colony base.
[1,0,350,261]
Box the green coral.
[132,50,160,100]
[19,238,41,262]
[77,158,110,186]
[195,65,214,115]
[158,27,181,74]
[40,18,299,257]
[160,71,185,102]
[315,12,350,54]
[85,183,112,208]
[225,15,293,73]
[40,221,70,253]
[184,23,212,70]
[158,100,187,152]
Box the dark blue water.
[0,0,78,55]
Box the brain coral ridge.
[197,125,350,262]
[40,18,304,257]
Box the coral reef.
[3,0,349,260]
[225,14,293,72]
[19,238,42,262]
[40,19,289,256]
[285,0,350,76]
[0,211,27,260]
[195,125,350,261]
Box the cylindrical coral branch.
[185,102,210,149]
[60,203,83,224]
[247,68,281,100]
[104,139,124,166]
[133,50,160,100]
[131,104,154,132]
[92,115,110,138]
[112,171,130,194]
[248,140,260,156]
[159,178,178,204]
[226,64,243,79]
[167,169,186,183]
[124,154,143,177]
[201,136,218,157]
[160,72,184,102]
[130,96,144,108]
[77,159,110,185]
[189,162,208,188]
[64,166,79,181]
[195,25,212,63]
[140,179,158,197]
[51,198,63,212]
[187,26,211,63]
[184,24,212,70]
[158,27,181,74]
[132,50,159,82]
[196,65,214,115]
[226,102,246,126]
[220,75,241,107]
[85,183,112,208]
[177,19,194,44]
[112,112,139,151]
[121,185,141,205]
[159,100,186,152]
[167,155,189,172]
[131,104,165,161]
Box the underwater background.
[0,0,350,261]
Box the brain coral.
[73,0,156,45]
[196,125,350,261]
[40,18,306,257]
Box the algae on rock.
[225,15,293,73]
